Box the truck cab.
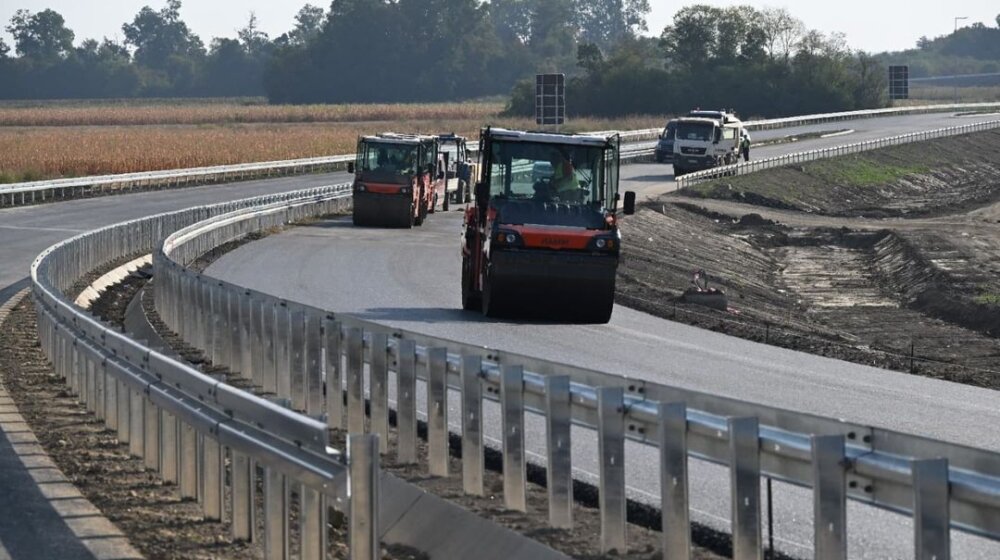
[671,117,744,176]
[462,127,636,323]
[348,133,441,227]
[655,119,678,163]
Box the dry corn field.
[0,101,506,127]
[0,101,665,182]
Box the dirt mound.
[683,129,1000,217]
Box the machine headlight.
[356,184,367,192]
[400,186,410,195]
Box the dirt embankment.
[683,128,1000,218]
[619,128,1000,387]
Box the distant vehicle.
[461,127,636,323]
[435,134,478,210]
[687,108,740,124]
[654,120,678,163]
[672,116,745,176]
[347,133,443,227]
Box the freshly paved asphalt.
[1,110,998,558]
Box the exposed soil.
[618,129,1000,388]
[683,128,1000,218]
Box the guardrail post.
[228,289,241,372]
[427,347,449,477]
[263,301,278,394]
[913,458,950,560]
[370,333,389,453]
[813,435,847,560]
[250,295,266,389]
[230,450,255,541]
[349,434,380,560]
[597,387,626,554]
[323,318,343,429]
[729,417,762,560]
[239,293,253,380]
[346,328,365,435]
[264,467,289,559]
[84,353,96,413]
[395,339,417,464]
[276,303,292,400]
[659,402,691,559]
[501,365,526,511]
[290,309,307,411]
[117,381,130,443]
[201,435,223,521]
[461,355,483,496]
[143,397,159,470]
[179,421,198,499]
[104,361,118,431]
[159,410,178,483]
[545,375,573,528]
[305,312,323,417]
[300,485,328,560]
[128,391,146,457]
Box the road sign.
[535,73,565,126]
[889,65,909,100]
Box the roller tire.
[413,189,426,226]
[461,255,481,311]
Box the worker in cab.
[549,150,578,200]
[741,130,752,162]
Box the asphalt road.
[1,110,998,559]
[204,112,1000,559]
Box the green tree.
[0,38,9,59]
[530,0,577,69]
[238,12,270,57]
[122,0,204,71]
[6,9,75,62]
[489,0,533,44]
[286,4,325,46]
[660,5,720,70]
[577,0,651,52]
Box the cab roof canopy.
[485,127,614,148]
[361,132,436,145]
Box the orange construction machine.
[347,133,443,227]
[461,127,636,323]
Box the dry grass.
[0,110,666,182]
[0,101,506,127]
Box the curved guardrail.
[675,119,1000,188]
[6,102,1000,209]
[152,187,1000,558]
[29,184,397,559]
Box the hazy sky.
[0,1,997,55]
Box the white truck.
[672,112,745,176]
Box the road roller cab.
[348,133,441,227]
[461,127,636,323]
[435,133,478,209]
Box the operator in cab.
[549,149,578,199]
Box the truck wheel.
[461,256,481,311]
[463,180,472,204]
[673,166,685,177]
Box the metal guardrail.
[152,188,1000,558]
[676,119,1000,188]
[6,102,999,209]
[29,184,393,559]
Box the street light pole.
[953,16,968,103]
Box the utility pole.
[954,16,968,103]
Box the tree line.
[878,18,1000,78]
[4,2,985,118]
